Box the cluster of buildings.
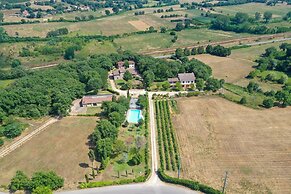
[112,61,139,80]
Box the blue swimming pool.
[127,109,142,123]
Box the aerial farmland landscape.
[0,0,290,194]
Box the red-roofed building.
[81,94,113,107]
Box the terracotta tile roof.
[82,94,112,104]
[178,73,196,82]
[168,77,179,82]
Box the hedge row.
[79,175,147,189]
[164,100,180,170]
[143,94,150,177]
[158,169,222,194]
[155,100,165,170]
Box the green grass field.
[114,33,173,52]
[76,41,117,59]
[214,3,291,18]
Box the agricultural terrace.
[155,99,180,172]
[214,3,291,19]
[0,117,98,189]
[172,96,291,194]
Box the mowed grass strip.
[0,116,98,189]
[172,96,291,193]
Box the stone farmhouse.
[168,72,196,88]
[81,94,113,107]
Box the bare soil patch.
[0,117,98,189]
[172,96,291,194]
[128,20,150,31]
[192,54,254,83]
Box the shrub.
[32,186,52,194]
[9,171,31,191]
[30,171,64,190]
[239,96,247,104]
[263,98,274,108]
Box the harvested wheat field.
[128,20,150,31]
[172,96,291,194]
[0,116,98,189]
[193,54,254,83]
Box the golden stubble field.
[0,116,98,189]
[172,96,291,193]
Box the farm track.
[0,117,59,158]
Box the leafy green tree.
[108,111,124,127]
[64,47,74,60]
[30,171,64,190]
[175,82,183,91]
[175,48,184,58]
[32,186,52,194]
[255,12,261,21]
[162,81,170,90]
[205,78,222,92]
[191,48,197,55]
[175,22,184,31]
[186,59,212,80]
[10,59,22,68]
[3,122,25,138]
[9,171,31,191]
[0,12,4,22]
[196,78,205,91]
[247,81,260,93]
[112,140,126,157]
[184,48,190,56]
[88,149,95,169]
[129,152,142,165]
[93,120,118,142]
[233,12,249,24]
[123,70,133,81]
[263,11,272,23]
[239,96,247,104]
[263,98,274,108]
[148,26,155,32]
[105,10,110,16]
[95,138,113,160]
[206,45,213,54]
[160,27,166,33]
[197,46,204,54]
[0,138,3,147]
[143,70,155,87]
[137,95,147,109]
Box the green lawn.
[214,3,291,18]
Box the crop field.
[172,96,291,194]
[155,99,179,171]
[0,117,98,189]
[193,54,254,84]
[174,29,254,47]
[214,3,291,18]
[2,6,179,37]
